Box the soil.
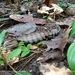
[0,0,75,75]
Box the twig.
[19,54,35,71]
[8,63,17,74]
[0,18,10,22]
[19,53,35,62]
[0,22,6,28]
[0,11,25,18]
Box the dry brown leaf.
[8,56,19,65]
[2,49,19,65]
[41,49,62,62]
[59,27,71,53]
[56,17,75,28]
[43,0,56,7]
[39,63,72,75]
[10,14,46,24]
[42,36,62,51]
[2,49,11,62]
[30,45,38,50]
[37,4,63,16]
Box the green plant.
[14,71,30,75]
[67,4,75,9]
[69,21,75,37]
[0,30,31,75]
[57,1,66,7]
[7,41,32,75]
[37,41,42,45]
[0,30,7,46]
[67,41,75,75]
[0,30,8,69]
[8,41,32,59]
[67,21,75,75]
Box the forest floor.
[0,0,75,75]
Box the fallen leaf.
[43,0,56,7]
[68,7,75,15]
[37,4,63,16]
[10,14,46,24]
[2,49,19,65]
[8,56,19,65]
[39,63,72,75]
[59,27,71,53]
[56,17,75,28]
[30,45,38,50]
[41,48,62,62]
[42,36,62,51]
[50,4,63,15]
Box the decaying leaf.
[39,63,72,75]
[37,4,63,16]
[2,50,19,65]
[10,14,46,24]
[59,26,71,53]
[56,17,75,28]
[41,48,62,62]
[30,45,38,50]
[68,6,75,15]
[43,0,56,7]
[50,4,63,15]
[8,56,19,65]
[42,36,62,51]
[2,49,11,62]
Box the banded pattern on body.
[17,25,61,43]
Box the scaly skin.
[17,24,61,43]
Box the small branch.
[8,63,17,74]
[19,54,35,71]
[19,53,35,62]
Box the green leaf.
[69,21,75,37]
[18,41,24,46]
[57,1,65,7]
[0,55,3,59]
[27,44,32,49]
[68,4,75,9]
[0,30,7,46]
[14,71,30,75]
[8,46,22,59]
[71,21,75,28]
[67,41,75,75]
[0,60,4,64]
[21,47,30,57]
[69,28,75,37]
[37,41,42,45]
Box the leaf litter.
[0,0,75,75]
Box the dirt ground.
[0,0,75,75]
